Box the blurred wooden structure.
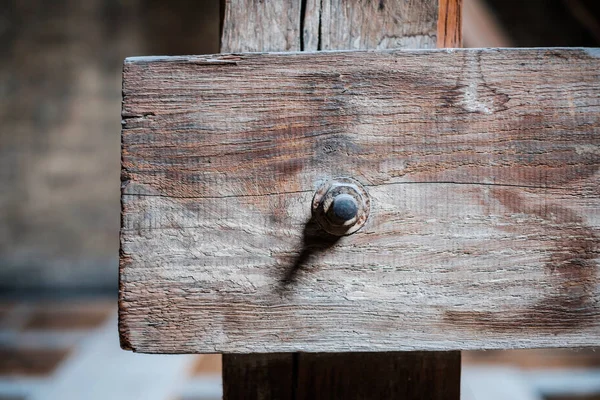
[119,0,599,399]
[0,0,220,293]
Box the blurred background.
[0,0,599,399]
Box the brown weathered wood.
[306,0,438,50]
[119,47,600,353]
[219,1,462,398]
[221,0,302,52]
[223,352,460,400]
[221,0,459,53]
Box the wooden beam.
[438,0,463,47]
[306,0,438,50]
[119,47,600,353]
[223,354,296,400]
[221,0,302,52]
[223,352,460,400]
[221,0,462,52]
[218,1,463,398]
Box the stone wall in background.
[0,0,219,292]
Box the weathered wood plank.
[220,1,461,397]
[223,352,460,400]
[305,0,439,50]
[222,0,459,53]
[221,0,302,52]
[119,47,600,353]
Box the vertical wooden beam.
[305,0,440,50]
[222,0,462,53]
[221,0,302,52]
[221,0,462,398]
[295,352,461,400]
[224,352,460,400]
[223,354,295,400]
[438,0,463,48]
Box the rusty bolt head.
[312,177,370,236]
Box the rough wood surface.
[119,47,600,353]
[221,0,460,53]
[220,1,461,397]
[221,0,302,52]
[306,0,438,50]
[223,352,460,400]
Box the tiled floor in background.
[0,301,221,400]
[0,300,598,400]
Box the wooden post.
[220,0,462,398]
[224,352,461,400]
[118,0,600,399]
[222,0,462,52]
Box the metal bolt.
[331,193,359,222]
[312,177,370,236]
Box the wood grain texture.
[119,47,600,353]
[305,0,439,50]
[222,0,451,52]
[221,0,302,52]
[223,352,460,400]
[438,0,463,47]
[220,1,460,397]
